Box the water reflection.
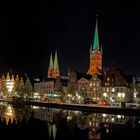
[0,103,140,139]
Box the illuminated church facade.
[48,50,60,78]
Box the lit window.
[89,121,91,126]
[106,129,109,133]
[107,78,110,81]
[93,83,95,86]
[90,83,92,87]
[103,93,107,97]
[96,122,98,127]
[112,88,115,92]
[118,93,121,97]
[107,88,109,92]
[122,93,125,98]
[103,114,107,117]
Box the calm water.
[0,102,140,139]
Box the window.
[96,122,98,127]
[107,88,109,92]
[112,88,115,92]
[107,78,110,81]
[90,83,92,87]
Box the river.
[0,102,139,139]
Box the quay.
[0,99,140,116]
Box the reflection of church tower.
[48,50,60,78]
[87,16,102,75]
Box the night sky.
[0,1,140,78]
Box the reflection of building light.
[106,128,109,133]
[67,116,72,121]
[111,117,115,122]
[6,106,13,116]
[32,106,39,109]
[33,92,41,99]
[134,92,137,98]
[74,111,79,115]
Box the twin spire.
[48,50,60,78]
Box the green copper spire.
[54,50,59,70]
[90,43,93,51]
[49,53,53,70]
[93,17,99,51]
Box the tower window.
[107,78,110,81]
[107,88,109,92]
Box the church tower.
[48,50,60,78]
[52,50,60,78]
[48,53,54,78]
[87,16,102,75]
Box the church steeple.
[49,53,53,70]
[54,50,59,71]
[52,50,60,78]
[87,15,102,75]
[93,16,99,51]
[48,50,60,78]
[48,53,54,78]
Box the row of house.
[0,73,33,98]
[34,63,139,104]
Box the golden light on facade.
[4,105,15,125]
[6,79,14,93]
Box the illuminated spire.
[48,53,54,78]
[52,50,60,78]
[54,50,59,71]
[49,53,54,70]
[93,16,99,51]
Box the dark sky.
[0,1,140,77]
